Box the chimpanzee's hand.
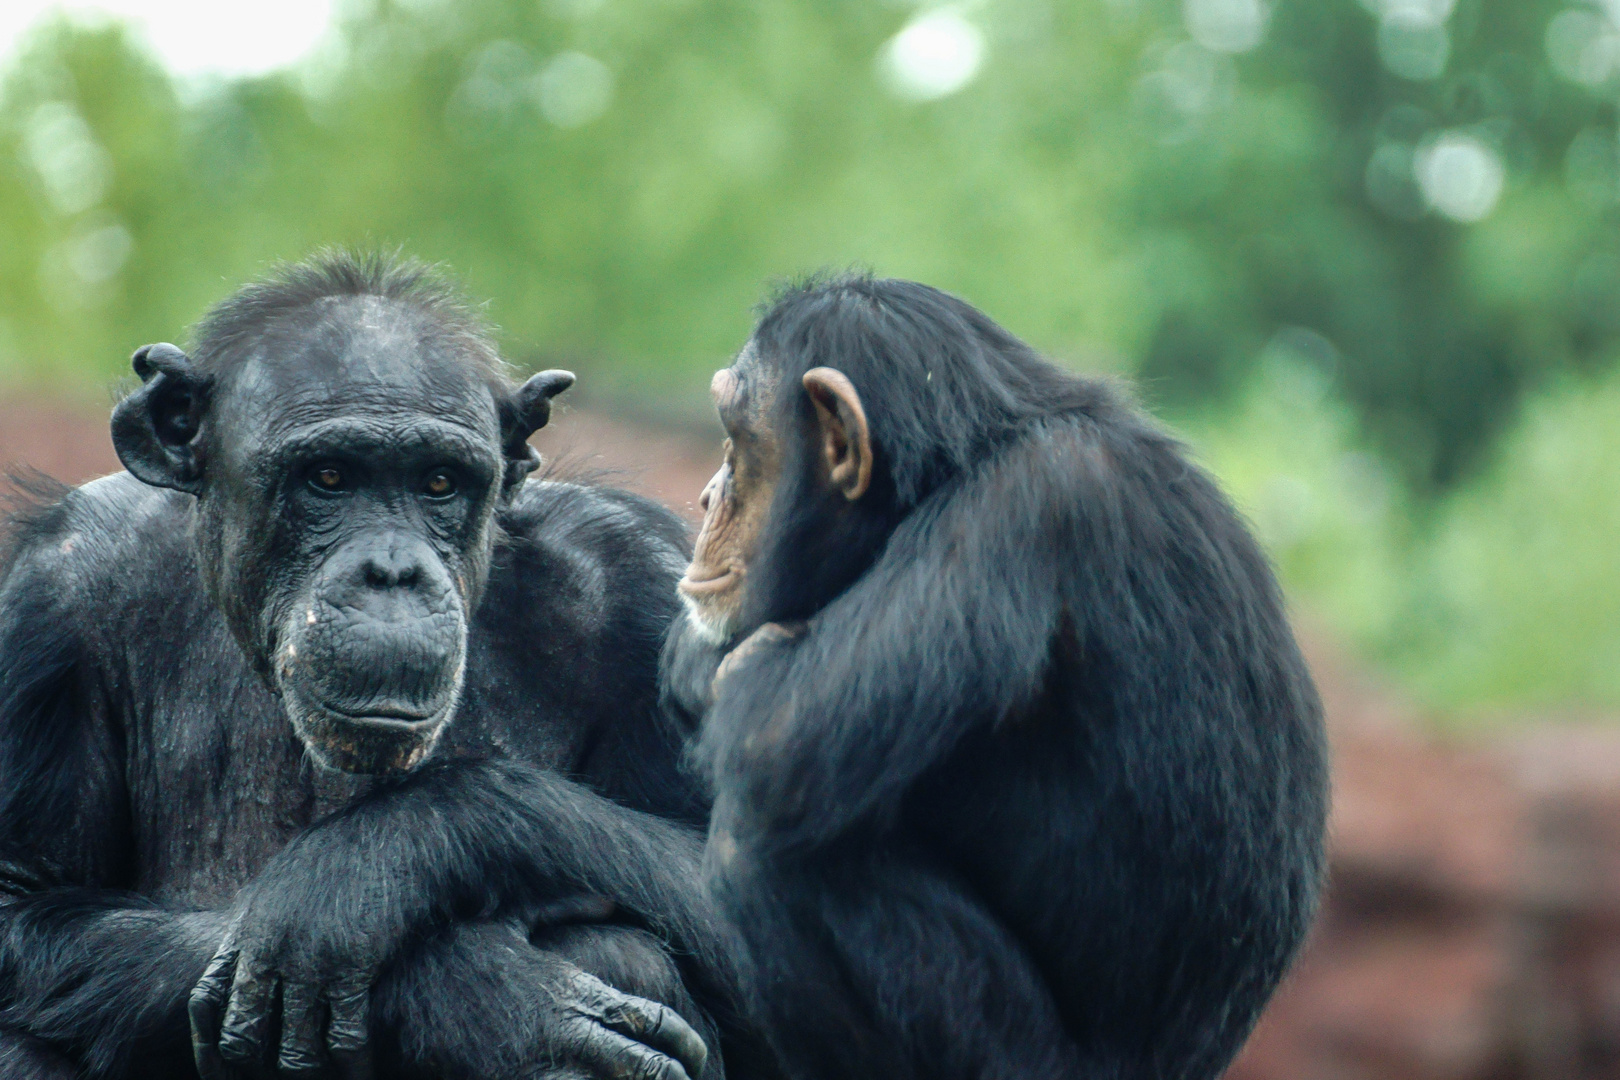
[373,918,711,1080]
[520,958,709,1080]
[711,621,806,698]
[189,900,380,1079]
[191,890,710,1080]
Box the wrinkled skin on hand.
[183,761,719,1080]
[189,912,708,1080]
[189,905,375,1079]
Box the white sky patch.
[0,0,334,78]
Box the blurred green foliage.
[1401,369,1620,712]
[1185,357,1620,715]
[1,0,1619,711]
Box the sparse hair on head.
[185,248,510,387]
[748,271,1103,507]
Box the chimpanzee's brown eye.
[309,466,344,493]
[423,471,457,499]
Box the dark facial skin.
[196,298,503,773]
[113,297,571,775]
[679,343,872,656]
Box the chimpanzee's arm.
[696,431,1091,852]
[194,757,738,1078]
[658,611,730,731]
[0,889,716,1080]
[1,500,717,1080]
[0,891,223,1075]
[0,505,220,1075]
[715,851,1082,1080]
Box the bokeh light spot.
[1366,142,1426,220]
[535,50,614,128]
[1545,9,1620,87]
[878,10,986,103]
[23,102,111,215]
[1378,14,1450,80]
[1360,0,1456,27]
[1183,0,1268,54]
[1,0,333,77]
[1416,131,1505,222]
[68,222,133,284]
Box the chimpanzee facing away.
[661,276,1330,1080]
[0,253,770,1080]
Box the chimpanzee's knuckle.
[631,1049,686,1080]
[217,1028,260,1063]
[188,980,219,1011]
[279,1046,326,1075]
[326,993,370,1053]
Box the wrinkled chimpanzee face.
[189,299,509,773]
[109,291,579,774]
[678,355,782,642]
[678,341,872,643]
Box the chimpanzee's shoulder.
[488,480,690,649]
[499,478,691,577]
[2,471,193,590]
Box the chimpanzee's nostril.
[362,559,421,589]
[351,536,436,594]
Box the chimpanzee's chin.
[679,593,740,646]
[283,692,456,775]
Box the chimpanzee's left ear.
[803,367,872,501]
[500,369,575,498]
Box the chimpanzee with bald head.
[661,276,1330,1080]
[0,253,769,1080]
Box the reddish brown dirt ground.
[9,396,1620,1080]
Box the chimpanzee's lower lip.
[678,568,741,597]
[320,706,442,731]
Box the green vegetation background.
[1,0,1618,716]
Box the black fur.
[663,276,1329,1080]
[0,255,768,1080]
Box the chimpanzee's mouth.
[678,566,742,597]
[288,694,458,775]
[322,704,440,728]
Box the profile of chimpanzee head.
[110,252,573,774]
[678,273,1092,643]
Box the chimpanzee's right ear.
[111,343,212,495]
[499,369,575,498]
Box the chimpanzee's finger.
[564,972,707,1080]
[560,1016,692,1080]
[218,966,279,1068]
[277,980,327,1076]
[190,949,237,1080]
[327,980,374,1080]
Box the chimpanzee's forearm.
[658,612,731,726]
[264,756,736,994]
[0,891,224,1078]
